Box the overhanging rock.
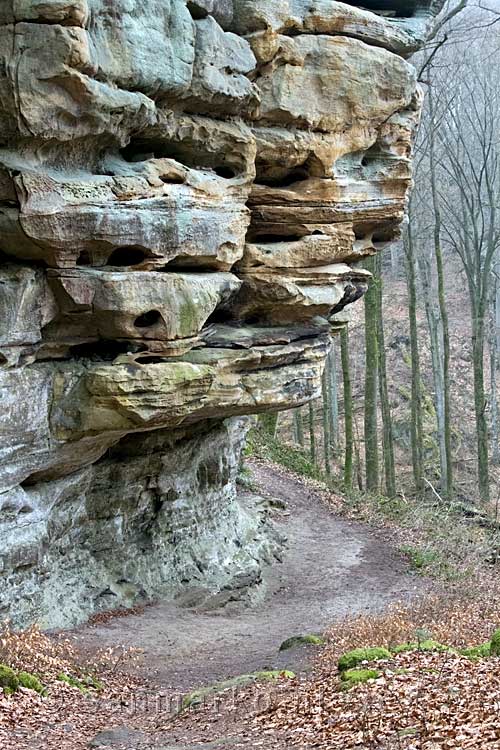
[0,0,444,627]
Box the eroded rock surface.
[0,0,443,627]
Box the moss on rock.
[490,628,500,656]
[391,640,450,655]
[340,668,380,690]
[0,665,46,696]
[0,664,19,695]
[279,634,325,651]
[338,647,390,672]
[18,671,45,695]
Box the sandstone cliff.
[0,0,442,627]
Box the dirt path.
[74,462,423,694]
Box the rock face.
[0,0,442,627]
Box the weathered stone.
[0,0,445,626]
[0,151,251,269]
[230,0,437,57]
[251,35,416,132]
[230,265,370,323]
[44,269,241,350]
[0,418,284,629]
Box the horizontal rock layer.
[0,0,443,627]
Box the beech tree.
[363,255,379,492]
[436,48,500,503]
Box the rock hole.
[135,356,168,364]
[255,169,309,188]
[213,166,236,179]
[106,247,147,267]
[69,341,136,360]
[339,0,415,17]
[253,233,304,243]
[160,174,186,184]
[0,353,7,366]
[76,250,91,266]
[134,310,162,328]
[120,139,240,179]
[186,1,208,19]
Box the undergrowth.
[247,426,500,585]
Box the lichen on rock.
[0,0,444,628]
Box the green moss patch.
[0,665,19,696]
[279,634,325,651]
[490,628,500,656]
[340,668,380,691]
[18,671,46,695]
[57,673,89,693]
[391,640,451,655]
[338,647,391,672]
[0,664,46,696]
[459,643,491,659]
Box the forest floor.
[0,461,428,750]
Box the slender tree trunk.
[428,79,453,499]
[340,327,353,491]
[404,218,424,496]
[375,254,396,497]
[420,269,447,490]
[308,401,316,464]
[294,408,304,447]
[363,255,379,492]
[259,413,279,438]
[322,367,331,475]
[490,280,499,464]
[472,305,490,502]
[329,348,340,452]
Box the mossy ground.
[57,673,89,693]
[337,646,391,672]
[0,664,45,696]
[279,634,325,651]
[340,668,380,690]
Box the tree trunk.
[322,366,331,475]
[428,79,453,500]
[259,413,279,438]
[308,401,316,464]
[375,254,396,497]
[472,307,490,502]
[490,280,499,464]
[363,255,379,492]
[294,408,304,447]
[340,327,353,491]
[328,347,340,453]
[404,218,424,496]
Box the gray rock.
[0,0,444,626]
[88,726,145,748]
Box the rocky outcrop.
[0,0,443,627]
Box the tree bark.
[428,78,453,500]
[294,408,304,447]
[363,255,379,492]
[404,217,424,496]
[375,254,396,497]
[259,413,279,438]
[308,401,316,464]
[340,327,353,491]
[322,366,331,475]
